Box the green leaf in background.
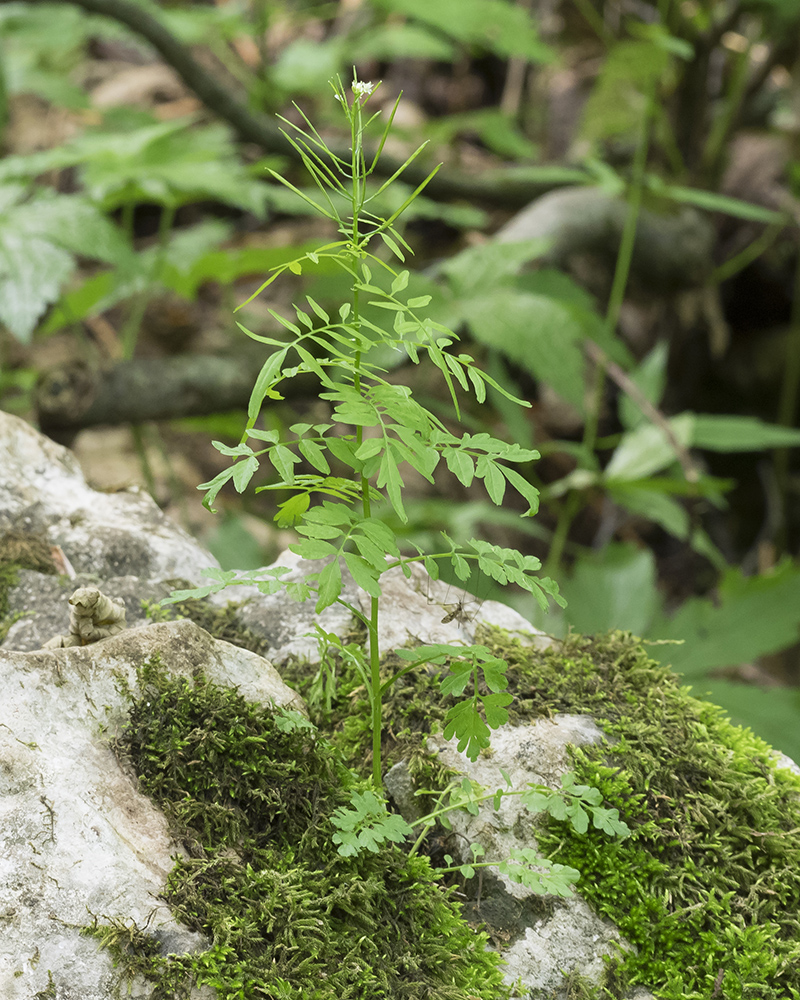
[271,37,346,96]
[351,23,456,62]
[606,410,800,484]
[608,481,727,568]
[618,342,668,431]
[603,414,695,482]
[441,238,549,295]
[464,288,590,411]
[697,680,800,764]
[0,188,133,342]
[691,414,800,451]
[608,482,690,539]
[80,120,269,215]
[648,562,800,679]
[0,2,112,108]
[206,515,267,571]
[657,183,787,224]
[558,542,659,636]
[376,0,554,62]
[424,109,538,160]
[580,39,670,143]
[157,1,251,46]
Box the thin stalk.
[543,491,581,579]
[774,242,800,546]
[121,202,176,360]
[347,87,383,787]
[712,218,786,284]
[700,42,751,186]
[590,87,655,446]
[131,424,157,499]
[369,595,382,788]
[547,84,655,579]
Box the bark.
[35,352,313,433]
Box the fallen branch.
[35,353,314,433]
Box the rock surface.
[0,618,301,999]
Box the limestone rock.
[421,719,629,996]
[0,411,214,584]
[0,618,303,999]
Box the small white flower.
[351,80,376,99]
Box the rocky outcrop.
[0,619,301,1000]
[3,410,800,1000]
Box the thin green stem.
[543,491,581,580]
[548,83,656,578]
[712,219,787,284]
[369,595,382,788]
[345,83,383,787]
[774,242,800,548]
[121,202,176,360]
[131,424,157,499]
[700,43,751,187]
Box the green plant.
[166,74,564,794]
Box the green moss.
[142,597,271,658]
[101,654,509,1000]
[290,625,800,998]
[497,631,800,1000]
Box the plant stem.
[774,243,800,547]
[368,596,382,788]
[121,202,176,360]
[547,83,655,578]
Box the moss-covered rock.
[104,655,509,1000]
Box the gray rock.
[420,719,630,997]
[0,618,300,999]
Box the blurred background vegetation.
[2,0,800,756]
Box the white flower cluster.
[352,80,376,99]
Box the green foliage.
[397,642,511,760]
[434,243,623,414]
[0,184,131,341]
[330,787,414,856]
[442,842,580,897]
[557,543,659,637]
[373,0,554,62]
[0,114,271,342]
[77,119,268,214]
[0,2,112,108]
[520,770,631,840]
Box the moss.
[496,630,800,1000]
[143,596,271,658]
[101,654,510,1000]
[284,625,800,998]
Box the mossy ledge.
[105,609,800,999]
[493,630,800,1000]
[282,625,800,998]
[94,655,509,1000]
